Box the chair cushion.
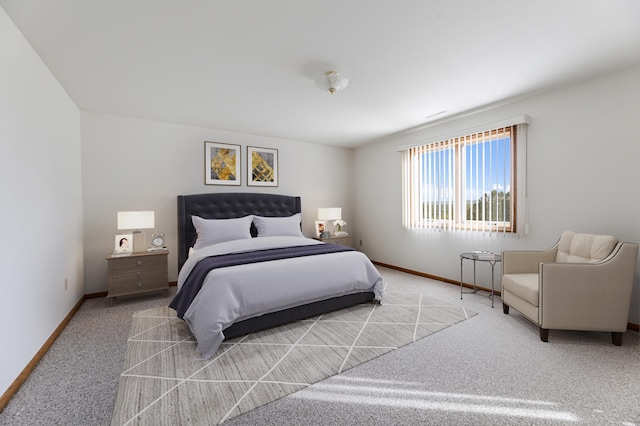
[556,230,617,263]
[502,273,539,307]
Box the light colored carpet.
[3,266,637,426]
[110,282,477,425]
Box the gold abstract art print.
[204,141,241,185]
[247,146,278,187]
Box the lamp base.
[132,230,146,253]
[320,231,331,238]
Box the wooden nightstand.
[313,235,353,248]
[106,250,169,304]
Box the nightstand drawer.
[108,275,165,295]
[110,255,164,275]
[108,268,166,288]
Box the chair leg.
[502,303,509,314]
[611,332,623,346]
[539,328,549,342]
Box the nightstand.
[106,250,169,304]
[313,235,353,248]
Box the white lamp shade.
[318,207,342,221]
[117,211,155,230]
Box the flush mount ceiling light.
[325,71,349,95]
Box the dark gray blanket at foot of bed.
[169,244,355,318]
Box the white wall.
[0,8,83,396]
[81,112,354,294]
[354,65,640,325]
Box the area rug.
[111,284,477,425]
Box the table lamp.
[317,207,341,238]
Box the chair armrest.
[502,248,557,274]
[539,242,639,331]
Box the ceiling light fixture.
[325,71,349,95]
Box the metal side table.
[460,252,501,308]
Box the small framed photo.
[247,146,278,187]
[114,234,133,254]
[315,221,325,238]
[205,141,241,185]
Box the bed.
[170,192,384,359]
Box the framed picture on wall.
[205,141,241,185]
[247,146,278,187]
[114,233,133,255]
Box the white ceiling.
[2,1,640,147]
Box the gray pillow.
[191,215,254,249]
[253,213,304,238]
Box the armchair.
[501,230,638,345]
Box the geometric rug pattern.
[111,285,477,425]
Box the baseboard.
[85,291,107,299]
[0,296,85,413]
[373,260,501,295]
[372,260,639,332]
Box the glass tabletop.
[460,252,501,262]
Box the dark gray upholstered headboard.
[177,192,302,270]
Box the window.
[402,118,529,235]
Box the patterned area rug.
[111,284,477,425]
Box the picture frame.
[247,146,278,187]
[114,233,133,254]
[205,141,241,185]
[315,221,325,238]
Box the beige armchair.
[501,230,638,345]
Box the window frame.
[402,120,527,235]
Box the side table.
[106,250,169,305]
[459,252,501,308]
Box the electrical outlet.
[65,278,68,290]
[359,240,363,246]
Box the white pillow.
[253,213,304,238]
[191,215,254,249]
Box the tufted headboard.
[177,192,302,270]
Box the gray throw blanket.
[169,243,354,318]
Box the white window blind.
[402,117,529,236]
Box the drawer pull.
[137,261,143,266]
[137,282,143,288]
[137,272,143,277]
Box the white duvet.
[176,236,384,359]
